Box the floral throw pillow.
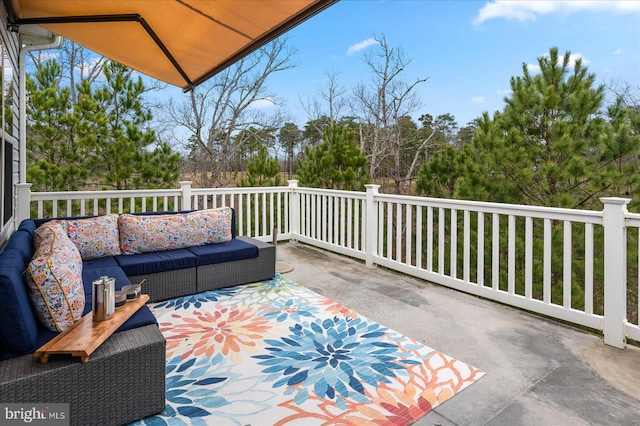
[27,222,85,332]
[184,207,232,245]
[66,214,122,260]
[119,214,189,254]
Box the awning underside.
[6,0,337,90]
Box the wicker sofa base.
[133,236,276,302]
[0,325,166,426]
[197,236,276,293]
[130,267,198,302]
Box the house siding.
[0,3,21,246]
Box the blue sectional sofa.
[0,209,276,426]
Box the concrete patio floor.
[276,242,640,425]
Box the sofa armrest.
[0,324,166,426]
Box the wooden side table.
[34,294,150,364]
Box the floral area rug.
[133,274,484,425]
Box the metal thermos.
[92,276,115,322]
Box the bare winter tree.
[166,38,297,187]
[350,35,429,192]
[299,70,348,138]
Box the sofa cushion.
[184,207,233,245]
[27,222,85,332]
[187,238,259,266]
[18,218,36,235]
[82,256,119,270]
[115,249,197,276]
[0,250,39,353]
[119,213,187,254]
[33,219,68,247]
[67,214,122,259]
[4,229,34,262]
[119,208,233,255]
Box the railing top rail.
[30,188,182,200]
[625,211,640,228]
[375,193,603,224]
[295,187,367,199]
[191,186,289,195]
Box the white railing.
[19,181,637,349]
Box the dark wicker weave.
[197,237,276,292]
[0,325,166,426]
[130,267,198,303]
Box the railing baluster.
[427,206,433,271]
[451,209,457,279]
[563,220,572,309]
[253,192,260,237]
[378,201,384,257]
[477,212,484,286]
[585,223,594,315]
[405,204,412,266]
[438,207,445,274]
[340,197,346,247]
[347,198,353,249]
[387,203,393,260]
[508,215,515,295]
[247,193,252,237]
[543,218,552,304]
[525,216,533,299]
[464,210,470,282]
[492,213,499,290]
[354,199,360,251]
[262,192,267,237]
[396,202,402,262]
[416,205,422,269]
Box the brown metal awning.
[4,0,338,90]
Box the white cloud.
[527,63,541,73]
[249,98,276,109]
[613,48,624,55]
[496,89,512,95]
[346,38,379,56]
[471,96,486,104]
[474,1,640,25]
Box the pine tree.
[297,123,368,191]
[26,60,92,191]
[239,145,282,187]
[455,48,617,209]
[26,59,180,192]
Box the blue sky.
[246,0,640,128]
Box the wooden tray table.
[34,294,150,364]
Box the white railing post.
[180,181,192,210]
[288,180,299,241]
[601,197,630,349]
[365,184,380,268]
[15,182,32,224]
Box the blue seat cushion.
[187,239,259,266]
[83,256,119,270]
[18,219,36,235]
[4,229,34,263]
[115,249,197,276]
[0,250,39,354]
